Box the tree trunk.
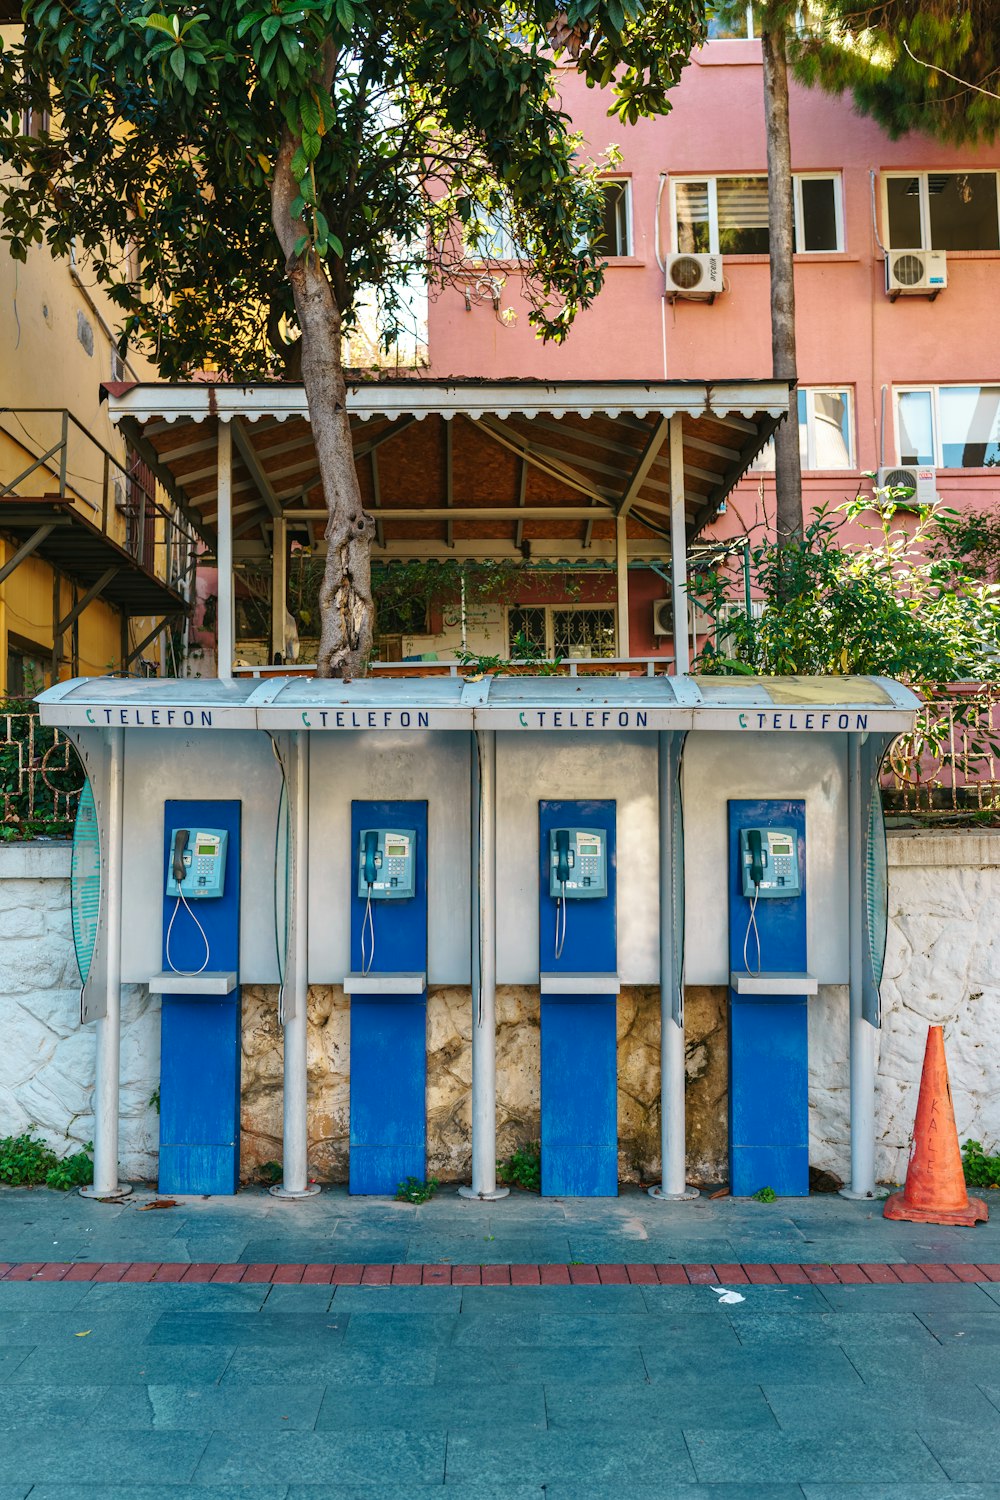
[270,126,375,679]
[761,21,804,552]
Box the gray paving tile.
[27,1487,288,1500]
[766,1379,1000,1430]
[642,1342,864,1387]
[0,1282,92,1308]
[542,1380,778,1429]
[802,1487,1000,1499]
[82,1283,269,1310]
[919,1310,1000,1344]
[316,1379,546,1431]
[0,1487,31,1500]
[330,1285,462,1314]
[728,1309,937,1345]
[291,1488,543,1499]
[221,1343,436,1386]
[91,1381,324,1429]
[196,1429,445,1485]
[817,1283,998,1312]
[683,1428,947,1483]
[260,1285,336,1311]
[433,1343,647,1384]
[545,1488,805,1500]
[920,1426,1000,1482]
[445,1428,696,1482]
[0,1346,33,1378]
[0,1430,212,1484]
[341,1311,458,1347]
[642,1285,830,1312]
[144,1311,347,1347]
[3,1343,234,1385]
[841,1341,1000,1383]
[0,1311,160,1343]
[0,1383,106,1422]
[458,1285,647,1314]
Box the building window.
[507,605,617,659]
[672,174,843,254]
[884,172,1000,251]
[751,388,855,471]
[896,386,1000,468]
[6,636,48,697]
[706,6,755,37]
[595,180,631,258]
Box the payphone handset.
[164,827,228,976]
[549,827,608,960]
[739,827,801,899]
[357,827,417,975]
[738,826,801,976]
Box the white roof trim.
[105,380,791,427]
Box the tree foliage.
[0,0,706,379]
[695,495,1000,680]
[791,2,1000,143]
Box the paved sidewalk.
[2,1184,999,1267]
[2,1189,1000,1497]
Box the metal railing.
[882,684,1000,817]
[0,705,83,840]
[0,408,197,591]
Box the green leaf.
[168,45,186,81]
[260,15,282,42]
[335,0,355,29]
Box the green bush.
[0,1132,93,1190]
[497,1140,541,1192]
[395,1176,439,1204]
[962,1139,1000,1189]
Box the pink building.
[423,36,1000,660]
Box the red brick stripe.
[0,1260,993,1287]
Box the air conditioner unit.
[876,466,938,504]
[652,599,672,636]
[666,253,724,301]
[885,249,947,298]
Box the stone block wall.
[3,829,998,1187]
[0,843,160,1179]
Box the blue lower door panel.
[541,995,618,1198]
[349,995,427,1194]
[158,996,242,1196]
[729,995,809,1197]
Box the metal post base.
[458,1185,510,1201]
[269,1183,322,1199]
[80,1183,132,1200]
[648,1184,701,1201]
[839,1186,888,1201]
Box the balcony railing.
[882,684,1000,818]
[0,407,197,590]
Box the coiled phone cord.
[554,881,567,961]
[165,890,212,977]
[361,887,376,975]
[743,885,762,977]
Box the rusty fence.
[1,685,997,840]
[881,685,1000,818]
[0,704,83,841]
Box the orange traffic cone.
[884,1025,988,1226]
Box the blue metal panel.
[538,801,617,1197]
[349,800,428,1195]
[728,799,809,1198]
[159,799,241,1196]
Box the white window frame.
[882,170,1000,251]
[506,601,618,659]
[599,177,633,258]
[751,386,856,472]
[671,173,844,255]
[893,383,1000,469]
[706,5,756,39]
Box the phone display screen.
[196,843,216,856]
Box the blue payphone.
[539,802,618,1197]
[349,802,428,1195]
[729,801,810,1197]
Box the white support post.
[842,733,878,1199]
[459,729,508,1201]
[216,421,234,681]
[272,733,319,1198]
[271,517,287,665]
[668,415,690,675]
[81,727,130,1199]
[615,513,630,658]
[649,732,698,1202]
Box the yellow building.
[0,185,192,695]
